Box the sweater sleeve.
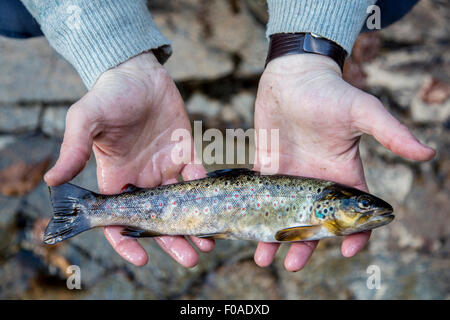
[20,0,172,88]
[266,0,377,54]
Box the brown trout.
[43,168,394,244]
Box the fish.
[43,168,394,245]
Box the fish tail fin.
[43,183,95,245]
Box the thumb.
[44,104,96,186]
[352,94,436,161]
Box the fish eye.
[358,196,372,209]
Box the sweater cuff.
[266,0,376,55]
[22,0,171,88]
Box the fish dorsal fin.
[121,184,144,193]
[275,225,321,242]
[121,227,163,238]
[206,168,255,178]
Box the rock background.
[0,0,448,299]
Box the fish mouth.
[356,207,395,230]
[369,213,395,224]
[373,207,394,217]
[359,205,394,219]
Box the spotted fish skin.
[43,168,394,244]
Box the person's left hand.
[252,54,435,271]
[44,52,214,267]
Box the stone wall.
[0,0,448,299]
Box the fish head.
[312,184,394,235]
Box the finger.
[181,162,207,181]
[163,177,178,185]
[148,175,199,264]
[103,226,148,266]
[97,169,150,267]
[341,231,371,257]
[44,107,94,186]
[182,162,215,252]
[284,241,318,272]
[254,242,280,267]
[154,236,199,268]
[352,94,435,161]
[149,170,204,263]
[189,236,215,252]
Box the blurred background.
[0,0,448,299]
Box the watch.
[265,33,347,72]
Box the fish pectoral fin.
[196,232,230,239]
[275,225,321,241]
[121,227,163,238]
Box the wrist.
[266,0,376,55]
[93,51,169,91]
[265,53,342,77]
[116,51,162,71]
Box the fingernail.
[116,239,148,266]
[343,245,356,257]
[285,255,302,272]
[43,171,52,183]
[120,247,145,266]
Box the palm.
[255,68,367,188]
[88,68,191,188]
[253,54,435,271]
[45,53,214,267]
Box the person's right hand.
[44,52,215,267]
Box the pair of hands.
[44,52,435,271]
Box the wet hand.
[253,53,435,271]
[44,52,214,267]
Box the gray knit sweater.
[20,0,374,89]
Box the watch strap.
[265,33,347,71]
